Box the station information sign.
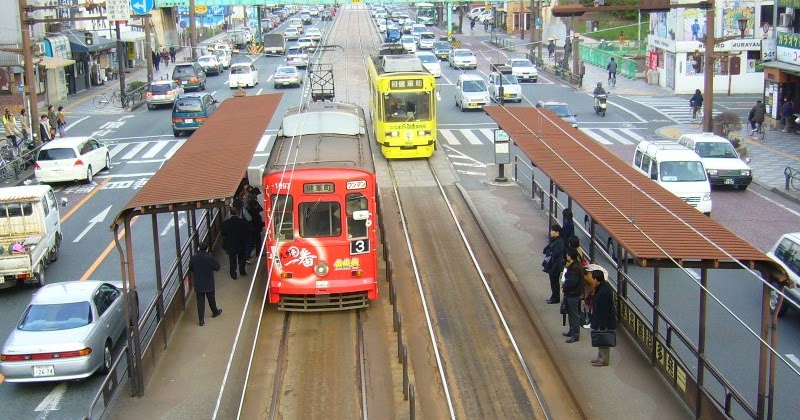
[107,0,131,22]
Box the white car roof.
[40,136,97,150]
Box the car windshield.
[287,47,306,55]
[501,75,519,84]
[511,59,533,67]
[230,66,250,74]
[659,161,708,182]
[19,302,92,331]
[463,80,486,92]
[433,42,449,49]
[401,38,414,44]
[198,57,215,63]
[173,66,196,76]
[545,104,572,117]
[694,141,737,158]
[37,148,77,161]
[417,54,436,63]
[149,84,174,94]
[174,98,203,112]
[420,33,435,40]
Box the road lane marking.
[34,382,68,418]
[164,141,184,159]
[747,188,800,218]
[580,128,612,145]
[459,129,483,145]
[599,128,635,145]
[140,140,170,158]
[121,142,149,160]
[787,354,800,368]
[108,143,128,158]
[81,221,135,280]
[65,116,90,133]
[61,178,110,224]
[439,129,459,145]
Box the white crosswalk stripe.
[440,127,645,146]
[105,132,278,163]
[625,96,720,124]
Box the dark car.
[432,41,451,60]
[171,93,218,137]
[172,62,207,91]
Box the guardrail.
[85,206,223,419]
[124,85,147,111]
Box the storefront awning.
[761,60,800,77]
[39,56,76,69]
[45,35,72,59]
[65,30,116,53]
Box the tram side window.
[346,193,368,239]
[300,201,341,238]
[383,92,431,122]
[271,195,294,240]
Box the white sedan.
[416,51,441,78]
[228,63,259,88]
[306,27,323,41]
[448,48,477,69]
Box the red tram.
[262,102,379,311]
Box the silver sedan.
[0,281,126,382]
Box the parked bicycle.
[93,89,144,109]
[0,142,23,180]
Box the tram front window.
[383,92,431,122]
[300,201,342,238]
[271,195,294,240]
[346,193,368,239]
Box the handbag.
[590,329,616,347]
[541,254,552,272]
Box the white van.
[0,185,63,288]
[676,132,752,190]
[632,139,712,215]
[467,7,486,19]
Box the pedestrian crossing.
[625,96,720,124]
[105,132,278,164]
[438,127,648,146]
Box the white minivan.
[677,132,752,190]
[632,139,712,215]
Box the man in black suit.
[189,241,222,326]
[222,207,250,279]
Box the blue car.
[171,93,218,137]
[385,29,401,43]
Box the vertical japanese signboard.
[107,0,131,22]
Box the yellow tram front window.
[271,194,294,240]
[300,201,342,238]
[346,193,368,239]
[383,92,431,122]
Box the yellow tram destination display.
[367,54,437,159]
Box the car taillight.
[172,117,183,124]
[146,92,153,98]
[195,117,206,123]
[191,77,198,83]
[74,159,85,167]
[1,348,92,361]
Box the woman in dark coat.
[584,264,617,366]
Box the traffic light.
[84,32,94,46]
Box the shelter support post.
[652,267,660,367]
[124,217,143,397]
[173,211,186,307]
[756,277,771,419]
[150,214,165,345]
[588,218,596,262]
[113,223,139,397]
[190,209,198,251]
[768,299,779,420]
[696,265,709,417]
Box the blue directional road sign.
[130,0,154,15]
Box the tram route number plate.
[33,365,55,377]
[351,239,370,255]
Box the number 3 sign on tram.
[130,0,154,15]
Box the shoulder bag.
[590,329,616,347]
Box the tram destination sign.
[304,183,335,194]
[390,79,424,90]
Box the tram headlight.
[314,261,330,277]
[385,131,399,137]
[417,130,429,136]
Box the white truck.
[0,185,63,289]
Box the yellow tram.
[366,54,437,159]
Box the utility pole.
[115,21,127,98]
[18,0,40,146]
[702,5,715,132]
[189,0,197,60]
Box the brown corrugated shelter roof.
[114,94,282,224]
[485,105,772,269]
